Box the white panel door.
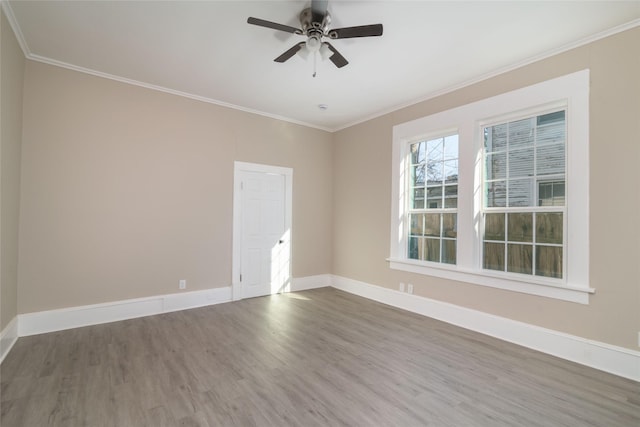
[239,170,290,299]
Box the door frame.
[232,161,293,301]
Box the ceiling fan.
[247,0,383,71]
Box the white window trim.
[389,70,592,304]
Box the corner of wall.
[1,3,26,333]
[0,316,18,364]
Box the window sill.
[386,258,594,304]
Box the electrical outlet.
[399,282,405,292]
[179,279,186,290]
[407,283,414,294]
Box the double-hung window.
[408,134,458,264]
[481,110,566,279]
[389,70,591,303]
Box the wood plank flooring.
[1,287,639,426]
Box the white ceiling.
[5,1,640,131]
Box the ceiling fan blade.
[328,24,383,39]
[324,42,348,68]
[274,42,307,63]
[247,17,301,34]
[310,0,329,22]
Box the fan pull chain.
[313,51,317,78]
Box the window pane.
[426,160,442,184]
[442,213,457,238]
[483,242,505,271]
[410,213,424,236]
[444,185,457,209]
[426,186,442,209]
[425,238,440,262]
[426,138,444,160]
[408,237,423,260]
[444,160,458,183]
[537,111,565,144]
[537,110,565,126]
[537,143,565,176]
[410,141,426,164]
[485,181,506,207]
[442,239,456,264]
[536,246,562,278]
[484,123,507,152]
[411,188,424,209]
[509,148,534,178]
[538,182,550,206]
[536,213,563,244]
[538,181,565,206]
[508,117,535,148]
[443,135,458,160]
[507,244,533,274]
[424,214,441,237]
[444,184,457,198]
[484,213,505,241]
[412,164,425,186]
[508,178,533,207]
[553,182,565,199]
[508,213,533,242]
[485,152,507,180]
[444,197,457,208]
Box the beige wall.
[333,27,640,350]
[1,10,25,330]
[18,61,333,314]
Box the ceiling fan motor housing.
[299,7,331,38]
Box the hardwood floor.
[1,287,639,426]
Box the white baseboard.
[331,275,640,382]
[18,286,233,337]
[0,317,18,364]
[13,275,330,339]
[291,274,332,291]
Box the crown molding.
[334,18,640,132]
[1,0,31,56]
[26,53,333,132]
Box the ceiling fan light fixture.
[305,35,321,52]
[319,43,333,61]
[297,46,311,60]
